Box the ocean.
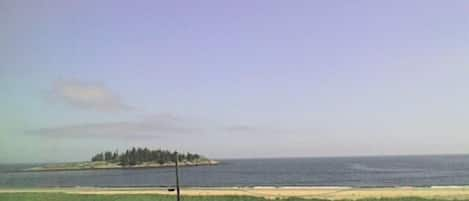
[1,155,469,187]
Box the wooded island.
[25,147,218,172]
[91,147,204,166]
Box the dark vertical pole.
[175,152,181,201]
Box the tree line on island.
[91,147,203,166]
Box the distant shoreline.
[23,160,220,172]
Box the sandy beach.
[2,186,469,200]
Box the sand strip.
[2,186,469,200]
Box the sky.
[1,1,469,163]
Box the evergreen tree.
[92,147,204,166]
[91,152,104,161]
[104,151,113,161]
[129,147,137,165]
[112,151,119,161]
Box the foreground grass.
[0,193,263,201]
[0,193,467,201]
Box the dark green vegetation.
[0,193,465,201]
[91,147,203,166]
[26,148,215,171]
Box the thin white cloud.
[28,115,201,139]
[50,80,131,112]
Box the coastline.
[23,160,220,172]
[2,186,469,199]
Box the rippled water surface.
[2,155,469,187]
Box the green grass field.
[0,193,467,201]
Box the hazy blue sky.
[1,1,469,163]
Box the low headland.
[24,147,219,172]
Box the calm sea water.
[2,155,469,187]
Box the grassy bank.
[0,193,261,201]
[3,187,469,200]
[1,193,467,201]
